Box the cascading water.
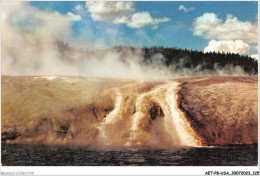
[97,88,122,145]
[126,82,200,147]
[165,83,198,146]
[125,84,169,146]
[96,81,200,147]
[128,92,148,144]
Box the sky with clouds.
[4,1,258,59]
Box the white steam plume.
[2,2,249,79]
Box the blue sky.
[29,1,258,56]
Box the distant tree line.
[115,46,258,75]
[55,40,258,75]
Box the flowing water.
[97,88,123,145]
[165,85,198,146]
[95,81,201,147]
[1,143,258,166]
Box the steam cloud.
[2,2,249,79]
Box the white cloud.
[113,16,129,24]
[204,40,250,54]
[73,4,89,16]
[74,5,83,11]
[85,1,134,21]
[127,12,154,28]
[193,13,258,43]
[85,2,170,29]
[66,12,81,21]
[127,12,170,29]
[178,5,195,12]
[251,54,258,60]
[114,12,170,29]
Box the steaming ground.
[1,76,258,147]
